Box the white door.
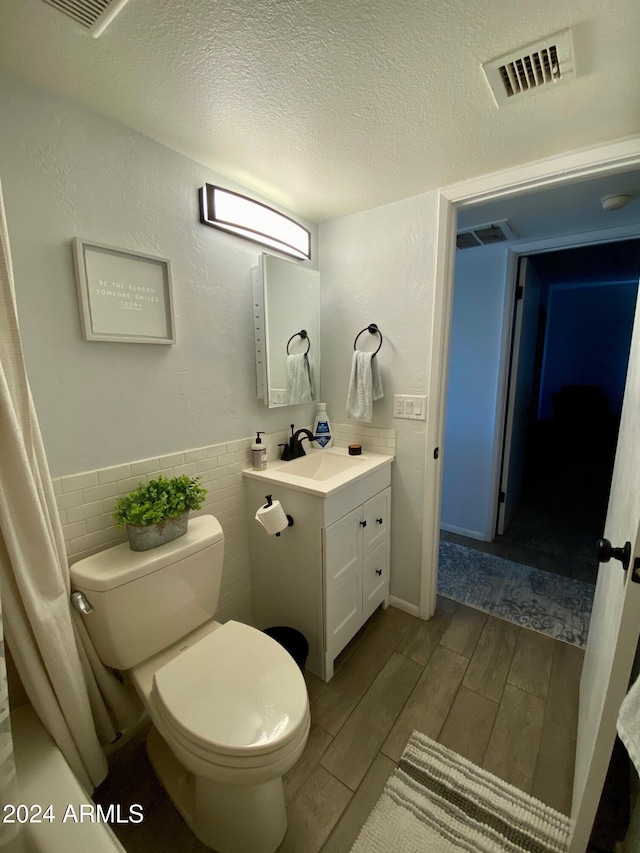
[569,287,640,852]
[497,257,541,535]
[324,507,363,661]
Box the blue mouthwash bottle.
[313,403,332,449]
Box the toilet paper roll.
[255,499,289,535]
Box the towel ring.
[353,323,383,356]
[286,329,311,355]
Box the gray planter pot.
[126,511,190,551]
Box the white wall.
[441,243,510,541]
[319,193,438,610]
[0,71,318,477]
[0,71,322,624]
[0,70,441,616]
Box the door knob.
[596,538,631,572]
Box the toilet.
[70,514,310,853]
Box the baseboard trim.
[389,596,420,618]
[440,522,490,542]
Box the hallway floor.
[438,538,593,646]
[94,602,583,853]
[443,452,613,587]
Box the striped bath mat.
[351,732,572,852]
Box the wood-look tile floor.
[94,599,584,853]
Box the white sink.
[278,451,365,481]
[242,447,393,497]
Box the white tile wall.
[53,425,395,625]
[331,423,397,455]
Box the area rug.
[438,541,593,647]
[351,731,571,853]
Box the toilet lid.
[152,621,309,757]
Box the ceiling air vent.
[482,29,575,107]
[456,220,518,250]
[39,0,131,37]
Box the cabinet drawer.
[362,487,390,555]
[363,538,390,612]
[323,464,391,527]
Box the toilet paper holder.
[264,495,294,537]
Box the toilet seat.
[151,621,309,763]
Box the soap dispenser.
[252,431,267,469]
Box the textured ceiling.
[1,0,639,222]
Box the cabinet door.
[362,487,391,555]
[363,538,390,613]
[324,507,363,659]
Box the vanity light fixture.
[199,184,311,260]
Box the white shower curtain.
[0,177,140,793]
[0,593,24,853]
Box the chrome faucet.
[279,424,316,460]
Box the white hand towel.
[286,353,313,405]
[346,351,384,422]
[618,672,640,775]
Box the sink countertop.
[242,447,394,497]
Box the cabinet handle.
[376,517,383,524]
[376,569,382,576]
[360,520,367,528]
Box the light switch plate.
[393,395,427,420]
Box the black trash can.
[262,626,309,673]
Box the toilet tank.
[70,515,224,670]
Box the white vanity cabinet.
[244,462,391,681]
[324,488,391,673]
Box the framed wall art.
[72,238,176,344]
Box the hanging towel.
[286,353,314,405]
[618,672,640,775]
[346,351,384,422]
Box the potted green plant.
[112,474,208,551]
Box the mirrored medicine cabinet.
[252,253,320,408]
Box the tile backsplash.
[54,424,396,625]
[330,424,396,455]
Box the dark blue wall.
[538,280,638,420]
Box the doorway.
[437,238,640,643]
[421,145,640,625]
[496,241,640,581]
[420,140,640,853]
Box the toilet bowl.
[70,515,310,853]
[132,619,310,852]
